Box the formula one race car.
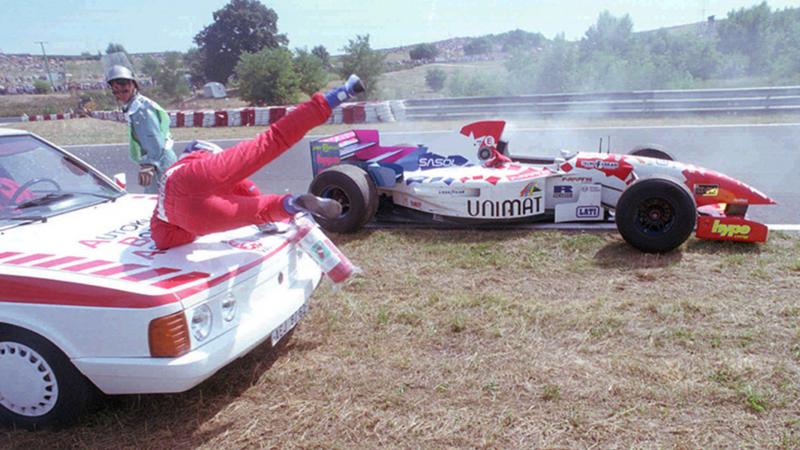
[308,120,775,253]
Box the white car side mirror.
[113,173,127,190]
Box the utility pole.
[35,41,56,91]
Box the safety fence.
[401,86,800,120]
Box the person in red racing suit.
[150,75,364,250]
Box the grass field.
[378,60,508,99]
[3,229,799,448]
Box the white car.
[0,129,323,429]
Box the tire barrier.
[20,112,75,122]
[77,101,400,128]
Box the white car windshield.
[0,134,123,226]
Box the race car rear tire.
[615,177,696,253]
[0,325,96,429]
[629,145,674,161]
[309,164,378,233]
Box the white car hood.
[0,194,299,302]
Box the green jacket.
[123,93,177,193]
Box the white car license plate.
[270,302,308,345]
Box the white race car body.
[309,121,774,250]
[0,129,323,426]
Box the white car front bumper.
[73,275,319,395]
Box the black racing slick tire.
[309,164,378,233]
[615,177,696,253]
[628,145,674,161]
[0,326,95,430]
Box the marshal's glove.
[284,194,342,219]
[324,74,365,109]
[138,164,156,187]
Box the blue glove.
[324,74,365,109]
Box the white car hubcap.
[0,341,59,417]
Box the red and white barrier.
[28,100,407,128]
[21,112,75,122]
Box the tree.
[194,0,288,83]
[294,48,327,96]
[500,29,546,52]
[410,43,439,61]
[530,34,579,93]
[183,47,207,86]
[338,35,384,99]
[579,11,634,58]
[717,2,772,75]
[106,43,127,55]
[235,47,299,105]
[767,7,800,82]
[312,45,331,67]
[463,37,492,56]
[150,53,190,101]
[425,68,446,91]
[140,55,160,78]
[637,30,720,80]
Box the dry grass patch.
[4,229,799,448]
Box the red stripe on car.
[91,263,147,276]
[0,274,178,308]
[4,253,53,264]
[121,267,181,282]
[33,256,84,268]
[61,260,115,272]
[0,240,292,307]
[152,271,210,289]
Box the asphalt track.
[65,122,799,227]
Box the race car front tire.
[309,164,378,233]
[628,145,674,161]
[0,325,96,429]
[615,177,696,253]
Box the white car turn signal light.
[149,311,190,357]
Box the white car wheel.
[0,341,59,417]
[0,327,95,429]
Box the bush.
[463,37,492,56]
[410,43,439,61]
[425,68,447,91]
[446,71,508,97]
[235,47,299,105]
[33,79,52,94]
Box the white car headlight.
[221,294,237,322]
[191,304,213,341]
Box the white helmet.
[183,140,223,155]
[105,65,138,88]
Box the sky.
[1,0,798,56]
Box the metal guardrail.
[401,86,800,120]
